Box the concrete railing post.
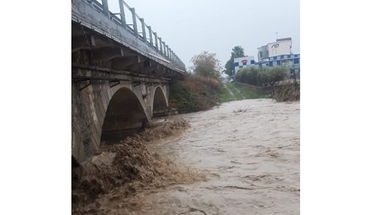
[140,18,147,41]
[118,0,126,27]
[148,26,153,46]
[165,45,169,58]
[165,44,168,57]
[158,37,163,54]
[101,0,109,17]
[154,32,158,50]
[163,42,166,56]
[130,8,138,36]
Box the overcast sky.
[107,0,300,69]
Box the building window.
[250,60,255,64]
[234,62,239,67]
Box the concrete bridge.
[72,0,186,162]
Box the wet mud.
[73,99,300,215]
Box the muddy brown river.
[84,99,300,214]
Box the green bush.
[236,66,288,86]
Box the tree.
[191,51,221,79]
[224,46,245,76]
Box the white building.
[258,37,292,61]
[234,56,256,74]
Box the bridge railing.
[85,0,186,71]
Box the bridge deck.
[72,0,186,75]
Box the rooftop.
[276,37,292,42]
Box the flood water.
[133,99,300,215]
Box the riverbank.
[169,77,272,114]
[221,81,300,103]
[219,82,271,103]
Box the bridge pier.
[72,74,169,162]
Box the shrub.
[169,74,223,113]
[272,82,300,102]
[236,66,288,86]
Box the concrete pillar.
[101,0,109,17]
[163,42,166,56]
[118,0,126,27]
[158,37,163,53]
[130,8,138,36]
[166,45,169,58]
[154,32,158,50]
[148,26,153,46]
[139,18,147,41]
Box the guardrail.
[83,0,185,71]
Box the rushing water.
[86,99,300,215]
[133,99,300,215]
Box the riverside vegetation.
[169,51,223,113]
[236,66,288,87]
[168,51,266,113]
[169,49,300,114]
[235,65,300,102]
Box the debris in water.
[72,116,206,214]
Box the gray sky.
[108,0,300,69]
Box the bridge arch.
[151,86,169,117]
[100,86,149,145]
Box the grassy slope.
[219,82,270,103]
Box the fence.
[82,0,185,70]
